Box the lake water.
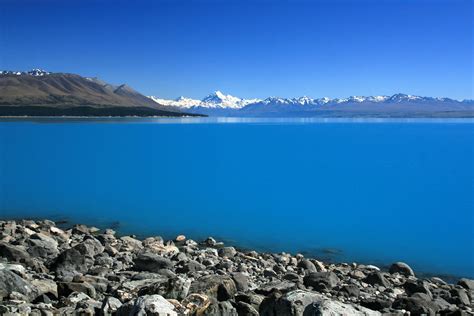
[1,117,473,278]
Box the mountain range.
[149,91,474,117]
[0,70,472,117]
[0,70,195,117]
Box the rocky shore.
[0,220,472,315]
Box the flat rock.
[256,280,297,296]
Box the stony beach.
[0,220,473,315]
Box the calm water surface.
[1,118,473,277]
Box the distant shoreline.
[1,116,473,122]
[0,105,203,117]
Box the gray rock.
[341,284,360,297]
[393,296,439,315]
[30,278,58,299]
[282,272,301,283]
[0,269,35,301]
[0,262,26,276]
[101,296,122,314]
[364,271,390,288]
[359,297,392,311]
[27,233,59,258]
[236,301,259,316]
[0,242,31,264]
[117,294,177,316]
[205,237,217,247]
[458,278,474,290]
[138,276,191,300]
[231,272,249,292]
[52,247,93,276]
[259,290,380,316]
[58,282,97,299]
[389,262,415,277]
[297,259,317,273]
[452,288,470,305]
[74,237,104,257]
[189,275,237,301]
[177,260,205,273]
[202,300,238,316]
[256,280,297,296]
[218,246,237,258]
[134,253,174,272]
[263,269,278,278]
[72,224,91,235]
[303,271,340,291]
[119,236,144,252]
[404,280,432,298]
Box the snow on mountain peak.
[149,91,261,109]
[1,69,51,76]
[148,92,459,111]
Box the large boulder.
[74,237,105,257]
[389,262,415,277]
[392,296,439,315]
[363,272,390,288]
[119,236,144,252]
[297,259,317,273]
[137,276,191,300]
[458,278,474,290]
[117,294,177,316]
[404,280,432,298]
[58,281,97,299]
[30,278,58,299]
[0,269,35,301]
[303,271,340,291]
[134,253,174,272]
[259,290,380,316]
[189,275,237,301]
[27,233,59,258]
[52,248,93,276]
[202,300,238,316]
[0,242,31,264]
[52,237,104,276]
[231,272,249,292]
[101,296,123,314]
[218,247,237,258]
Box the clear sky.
[1,0,472,100]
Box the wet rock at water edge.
[389,261,415,277]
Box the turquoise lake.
[0,118,473,278]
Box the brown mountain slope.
[0,72,198,117]
[0,73,161,108]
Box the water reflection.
[0,116,473,124]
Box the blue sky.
[1,0,472,100]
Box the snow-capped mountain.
[0,69,51,76]
[148,92,472,117]
[149,96,202,108]
[149,91,261,109]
